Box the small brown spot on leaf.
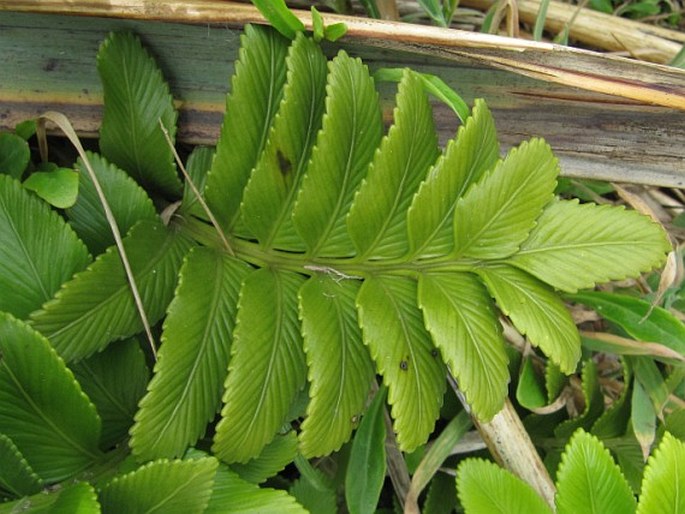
[400,360,408,371]
[276,149,292,177]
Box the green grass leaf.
[99,458,218,514]
[292,51,382,257]
[345,386,387,514]
[568,291,685,355]
[131,248,250,461]
[510,199,670,292]
[205,466,307,514]
[23,167,79,209]
[67,152,158,256]
[408,99,498,258]
[457,459,553,514]
[29,220,194,361]
[357,276,446,450]
[0,433,43,498]
[204,25,289,230]
[213,269,307,463]
[299,276,374,457]
[0,313,102,483]
[419,272,508,420]
[97,32,182,197]
[631,378,656,461]
[555,430,637,514]
[454,138,558,259]
[478,264,580,373]
[0,132,30,179]
[240,33,328,250]
[0,175,90,319]
[636,432,685,514]
[347,69,440,259]
[71,338,149,450]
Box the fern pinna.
[0,20,668,505]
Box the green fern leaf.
[131,247,250,461]
[0,482,101,514]
[454,138,557,259]
[555,430,636,514]
[357,275,445,451]
[72,338,149,450]
[299,276,374,457]
[0,175,90,319]
[181,146,215,218]
[457,458,553,514]
[240,33,328,250]
[204,25,289,230]
[477,264,580,374]
[407,99,498,258]
[418,272,509,420]
[68,152,157,256]
[29,220,194,361]
[231,431,298,484]
[205,466,307,514]
[347,69,440,259]
[636,432,685,514]
[510,199,670,292]
[97,32,182,197]
[99,457,218,514]
[0,313,102,483]
[0,433,42,497]
[292,51,383,257]
[213,268,307,463]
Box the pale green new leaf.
[99,458,218,514]
[0,313,102,483]
[231,431,298,484]
[68,152,157,256]
[0,132,30,179]
[555,360,604,438]
[0,175,90,319]
[131,248,250,461]
[30,220,194,362]
[0,433,42,497]
[23,167,79,209]
[204,25,289,230]
[510,199,670,292]
[637,432,685,514]
[457,459,553,514]
[213,268,307,463]
[418,272,509,420]
[299,276,374,457]
[555,430,637,514]
[205,466,307,514]
[240,33,327,250]
[347,69,440,259]
[72,338,149,450]
[97,32,182,196]
[357,275,445,451]
[453,138,557,259]
[292,51,383,257]
[477,264,580,373]
[408,99,498,257]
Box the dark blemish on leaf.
[43,58,58,72]
[276,149,292,177]
[400,360,409,371]
[431,349,439,358]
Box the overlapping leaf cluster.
[0,20,670,512]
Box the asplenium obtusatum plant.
[0,12,670,512]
